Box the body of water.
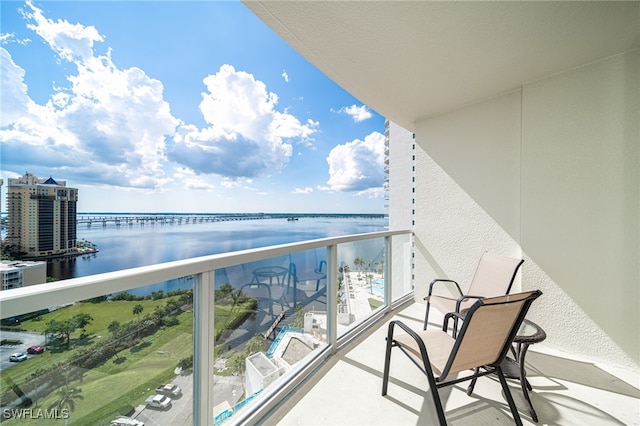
[47,215,387,295]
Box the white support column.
[385,235,392,310]
[193,270,215,425]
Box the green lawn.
[1,297,253,425]
[20,299,169,335]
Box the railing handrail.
[0,229,411,319]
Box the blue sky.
[0,1,387,213]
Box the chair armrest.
[386,320,431,365]
[454,294,484,312]
[425,279,462,299]
[443,311,467,332]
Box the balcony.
[1,230,638,425]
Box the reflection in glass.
[212,250,328,423]
[337,238,386,337]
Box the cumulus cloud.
[326,131,385,192]
[281,70,289,83]
[334,104,373,122]
[168,64,317,178]
[0,1,176,189]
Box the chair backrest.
[467,252,524,297]
[441,290,542,378]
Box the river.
[46,215,388,295]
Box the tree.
[294,306,306,329]
[70,313,93,337]
[49,385,83,425]
[46,319,80,349]
[245,334,266,355]
[107,320,121,337]
[354,257,365,271]
[227,351,247,380]
[133,304,144,338]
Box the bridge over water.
[76,213,386,227]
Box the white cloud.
[293,187,313,194]
[326,131,385,192]
[281,70,289,83]
[169,64,318,178]
[173,166,215,190]
[0,1,177,190]
[335,104,373,122]
[22,0,104,62]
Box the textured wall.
[414,50,639,368]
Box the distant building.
[7,173,78,258]
[0,260,47,290]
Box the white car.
[155,383,182,397]
[110,416,144,426]
[145,394,172,410]
[9,353,27,362]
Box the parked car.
[155,383,182,397]
[110,416,144,426]
[145,394,172,410]
[9,353,27,362]
[27,346,45,354]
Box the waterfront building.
[0,260,47,290]
[7,173,78,258]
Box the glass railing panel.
[213,250,328,424]
[336,237,386,337]
[0,278,194,426]
[391,233,414,300]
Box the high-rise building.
[7,173,78,258]
[384,119,415,230]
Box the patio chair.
[288,260,326,292]
[382,290,542,426]
[240,281,286,319]
[424,252,524,333]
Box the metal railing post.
[327,243,338,353]
[193,270,215,425]
[385,235,392,311]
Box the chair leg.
[427,371,447,426]
[466,367,480,396]
[495,366,524,426]
[383,322,447,426]
[382,325,395,396]
[423,302,431,330]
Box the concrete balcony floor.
[261,302,640,425]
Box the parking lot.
[133,373,194,426]
[0,330,46,371]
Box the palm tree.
[49,385,83,425]
[133,304,144,338]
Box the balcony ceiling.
[244,1,640,131]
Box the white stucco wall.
[413,50,639,368]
